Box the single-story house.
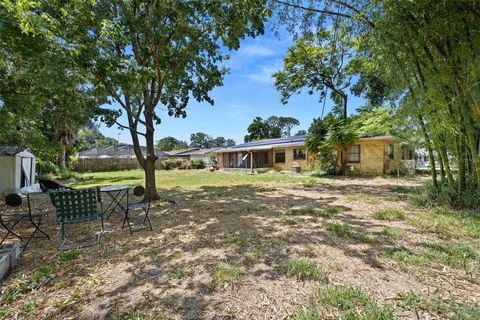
[165,148,220,164]
[164,148,200,159]
[215,136,310,173]
[215,134,411,175]
[78,144,169,159]
[338,134,396,175]
[182,148,221,164]
[0,145,36,192]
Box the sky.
[100,29,365,146]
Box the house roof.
[0,145,26,156]
[215,134,397,154]
[78,144,168,158]
[358,134,396,142]
[165,148,200,156]
[182,148,221,156]
[215,136,307,153]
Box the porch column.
[250,151,253,174]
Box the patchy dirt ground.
[1,173,479,319]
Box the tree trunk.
[455,133,466,192]
[437,141,454,187]
[340,148,348,175]
[438,152,446,184]
[460,101,480,187]
[417,115,437,188]
[144,113,161,200]
[57,143,67,170]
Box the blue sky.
[100,29,365,146]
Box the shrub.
[190,159,205,169]
[411,179,480,209]
[36,159,58,176]
[158,158,189,170]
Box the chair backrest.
[49,188,101,222]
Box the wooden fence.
[74,157,163,172]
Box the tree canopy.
[244,116,301,142]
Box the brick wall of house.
[272,146,309,171]
[344,140,386,175]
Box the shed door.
[21,157,33,188]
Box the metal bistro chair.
[49,188,104,251]
[0,192,50,250]
[122,186,153,235]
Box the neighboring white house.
[187,148,221,164]
[166,148,220,164]
[0,145,36,193]
[78,144,169,159]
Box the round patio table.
[100,185,130,220]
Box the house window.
[347,145,360,163]
[293,149,306,160]
[275,150,285,163]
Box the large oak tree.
[70,0,268,199]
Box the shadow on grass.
[1,182,425,319]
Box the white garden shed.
[0,145,36,193]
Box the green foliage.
[398,291,480,320]
[325,222,351,237]
[407,207,480,240]
[305,115,358,175]
[244,116,281,142]
[36,159,59,176]
[187,133,235,148]
[421,242,477,269]
[273,24,354,118]
[190,159,205,169]
[355,233,381,244]
[168,265,193,280]
[58,250,80,262]
[280,258,328,281]
[244,115,301,142]
[76,127,118,152]
[382,227,408,239]
[412,180,480,210]
[351,105,396,137]
[291,284,395,320]
[372,209,405,221]
[279,214,298,225]
[156,136,188,151]
[385,248,431,270]
[158,158,204,170]
[287,206,345,217]
[212,262,244,286]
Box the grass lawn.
[69,168,325,189]
[1,170,479,319]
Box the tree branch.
[114,119,146,137]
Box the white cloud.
[240,44,278,57]
[245,60,283,84]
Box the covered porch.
[218,150,273,171]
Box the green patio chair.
[48,188,103,251]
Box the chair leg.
[58,223,68,251]
[31,215,50,240]
[58,219,104,251]
[0,219,23,244]
[143,207,153,231]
